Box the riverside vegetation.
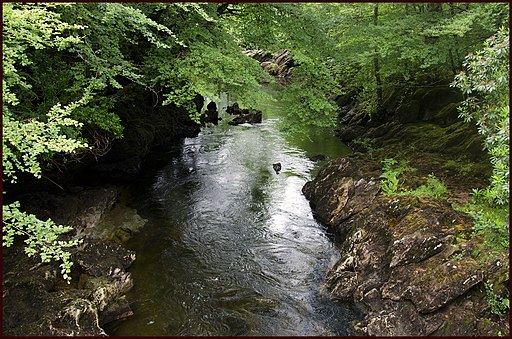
[2,2,509,336]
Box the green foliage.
[452,28,509,206]
[454,189,509,253]
[380,159,447,199]
[321,3,509,115]
[2,3,91,178]
[351,137,376,157]
[4,2,332,282]
[403,174,449,199]
[442,156,480,177]
[484,282,510,316]
[2,3,90,282]
[159,41,272,112]
[223,3,342,131]
[379,158,413,195]
[280,53,340,131]
[3,2,509,285]
[3,104,88,183]
[3,202,82,282]
[2,3,84,106]
[451,29,509,254]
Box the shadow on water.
[104,95,360,336]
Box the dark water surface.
[106,101,358,335]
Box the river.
[105,94,359,335]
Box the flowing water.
[106,95,359,336]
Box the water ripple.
[107,108,357,336]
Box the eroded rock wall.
[303,156,509,336]
[335,85,487,161]
[2,83,203,336]
[2,187,139,336]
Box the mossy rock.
[373,121,486,160]
[417,87,462,122]
[395,99,421,123]
[315,184,507,336]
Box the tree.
[1,2,224,281]
[3,2,89,282]
[453,28,509,206]
[1,3,281,280]
[4,3,509,278]
[452,28,509,251]
[222,3,342,131]
[322,2,509,118]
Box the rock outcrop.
[245,49,296,83]
[334,85,487,161]
[201,101,220,125]
[2,84,206,336]
[302,156,509,336]
[226,103,263,125]
[77,84,202,182]
[2,187,141,336]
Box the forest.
[2,2,510,336]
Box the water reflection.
[106,109,357,335]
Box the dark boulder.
[201,101,220,125]
[206,101,217,111]
[335,125,367,142]
[227,102,242,115]
[228,108,263,125]
[308,154,327,162]
[272,163,282,174]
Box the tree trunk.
[448,48,457,75]
[427,3,442,12]
[372,3,384,121]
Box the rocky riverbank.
[303,155,508,336]
[302,85,509,336]
[2,84,200,335]
[2,186,142,335]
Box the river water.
[106,96,358,335]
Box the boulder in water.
[228,109,262,126]
[309,154,327,162]
[273,163,282,174]
[201,101,220,125]
[227,102,242,115]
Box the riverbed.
[105,98,358,335]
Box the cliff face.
[305,81,508,335]
[302,155,509,336]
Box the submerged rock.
[308,154,327,162]
[272,162,282,174]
